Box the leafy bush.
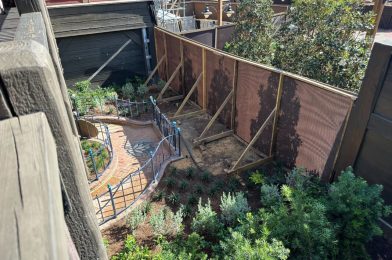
[167,192,179,205]
[187,194,198,206]
[195,184,203,195]
[179,180,188,192]
[220,231,290,260]
[192,199,222,238]
[326,167,392,258]
[249,170,264,185]
[150,207,183,237]
[165,177,176,189]
[185,167,195,179]
[152,189,165,202]
[260,184,281,208]
[150,208,166,236]
[201,171,212,183]
[220,192,250,225]
[156,232,208,259]
[126,205,146,232]
[121,82,135,100]
[112,235,150,260]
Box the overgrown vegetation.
[112,166,391,259]
[226,0,375,92]
[81,140,109,175]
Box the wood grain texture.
[0,113,71,259]
[0,40,107,259]
[15,13,48,48]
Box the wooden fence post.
[0,40,107,259]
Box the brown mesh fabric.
[184,30,215,48]
[205,50,235,128]
[235,62,279,155]
[275,77,352,179]
[165,34,182,93]
[154,28,167,81]
[216,25,235,50]
[183,41,203,106]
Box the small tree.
[225,0,275,64]
[274,0,374,92]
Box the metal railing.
[78,116,114,182]
[94,97,181,225]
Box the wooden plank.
[87,39,132,82]
[231,60,238,130]
[157,62,182,100]
[15,13,48,48]
[170,109,205,120]
[0,113,70,259]
[193,130,233,146]
[159,95,184,103]
[143,55,166,86]
[367,113,392,141]
[334,42,392,176]
[202,48,207,109]
[174,73,202,117]
[197,89,234,140]
[227,156,273,174]
[231,107,276,171]
[0,87,13,119]
[269,73,284,156]
[0,40,106,259]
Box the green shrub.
[181,204,193,219]
[156,232,208,259]
[192,199,222,238]
[220,231,290,260]
[165,177,176,189]
[126,206,146,233]
[152,189,165,202]
[201,171,212,183]
[228,176,241,192]
[179,180,188,192]
[111,235,150,260]
[187,194,198,206]
[327,167,392,259]
[150,207,183,237]
[185,167,195,179]
[167,192,179,206]
[121,82,135,100]
[220,192,250,225]
[195,184,203,195]
[249,170,264,185]
[140,201,152,215]
[260,184,281,208]
[150,208,166,237]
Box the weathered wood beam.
[197,89,234,141]
[88,39,132,82]
[269,73,284,156]
[0,113,72,259]
[15,13,48,48]
[230,107,276,171]
[202,48,207,109]
[231,60,238,130]
[157,62,182,100]
[143,55,166,87]
[170,109,205,120]
[159,95,184,103]
[174,73,203,117]
[193,130,233,146]
[0,40,107,259]
[227,156,273,174]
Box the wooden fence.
[154,26,356,181]
[181,23,235,49]
[0,2,106,258]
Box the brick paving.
[90,123,172,222]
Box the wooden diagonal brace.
[269,73,284,156]
[170,109,205,120]
[230,107,276,171]
[193,130,233,146]
[195,89,234,142]
[174,73,202,117]
[227,156,273,174]
[143,55,166,87]
[88,39,132,82]
[157,62,182,100]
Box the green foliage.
[152,189,165,202]
[185,167,195,179]
[260,184,281,208]
[220,192,250,225]
[165,178,176,189]
[81,140,109,173]
[228,176,241,192]
[227,0,374,92]
[121,82,135,100]
[179,180,188,192]
[150,207,183,237]
[249,170,264,185]
[327,167,392,258]
[201,171,212,183]
[225,0,275,64]
[167,192,179,206]
[220,231,290,260]
[126,205,147,232]
[187,194,198,206]
[112,235,151,260]
[195,185,203,195]
[103,237,109,249]
[192,199,222,238]
[68,80,117,116]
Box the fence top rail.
[155,26,357,100]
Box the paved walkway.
[90,123,172,222]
